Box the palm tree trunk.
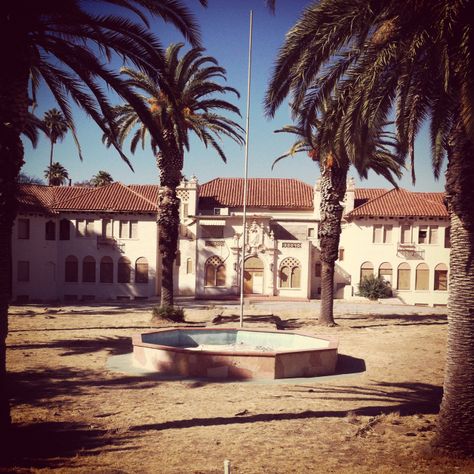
[156,148,182,308]
[0,31,30,433]
[433,120,474,455]
[318,162,348,326]
[48,141,54,185]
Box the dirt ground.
[3,300,474,473]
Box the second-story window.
[18,218,30,239]
[373,224,392,243]
[45,221,56,240]
[59,219,70,240]
[76,219,94,237]
[102,219,113,238]
[418,225,438,244]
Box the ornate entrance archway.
[243,256,264,294]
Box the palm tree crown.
[91,170,114,187]
[44,162,69,186]
[109,42,244,184]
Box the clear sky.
[22,0,446,192]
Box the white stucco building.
[11,176,450,306]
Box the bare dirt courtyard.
[3,300,474,473]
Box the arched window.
[205,256,226,287]
[65,255,78,282]
[360,261,374,282]
[397,263,411,290]
[82,256,96,283]
[415,263,429,290]
[378,262,393,285]
[434,263,448,291]
[100,256,113,283]
[279,257,301,288]
[59,219,70,240]
[45,220,56,240]
[118,257,131,283]
[135,257,149,284]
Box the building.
[11,176,450,306]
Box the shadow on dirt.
[340,313,447,329]
[0,421,135,470]
[211,313,303,330]
[130,381,442,432]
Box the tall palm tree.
[0,0,204,433]
[265,0,474,456]
[273,122,403,326]
[91,170,114,187]
[106,43,244,308]
[44,162,69,186]
[43,109,69,185]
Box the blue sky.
[23,0,445,192]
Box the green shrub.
[357,274,392,300]
[151,305,185,323]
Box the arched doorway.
[244,256,264,294]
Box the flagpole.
[239,10,253,328]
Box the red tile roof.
[348,188,447,218]
[17,183,158,213]
[199,178,314,209]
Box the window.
[119,220,128,239]
[102,219,113,238]
[315,262,321,278]
[201,225,224,238]
[118,220,138,239]
[18,218,30,239]
[175,251,181,267]
[397,263,411,290]
[434,263,448,291]
[444,227,451,248]
[360,262,374,282]
[118,257,131,283]
[415,263,429,290]
[401,224,412,244]
[308,227,315,238]
[17,261,30,282]
[65,256,78,282]
[76,219,94,237]
[338,248,345,261]
[378,262,393,285]
[373,224,392,243]
[100,256,113,283]
[82,256,96,283]
[45,221,56,240]
[205,256,226,287]
[181,203,189,220]
[279,257,301,288]
[419,225,438,244]
[130,221,138,239]
[135,257,149,283]
[186,258,193,274]
[59,219,70,240]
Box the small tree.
[357,274,392,301]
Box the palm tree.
[265,0,474,456]
[106,43,244,308]
[0,0,204,433]
[43,109,69,185]
[273,122,403,326]
[44,162,69,186]
[91,170,114,187]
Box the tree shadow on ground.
[130,381,442,433]
[9,335,133,356]
[9,366,160,405]
[0,421,136,470]
[339,313,447,329]
[211,313,303,330]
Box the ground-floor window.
[378,262,393,285]
[82,256,96,282]
[434,263,448,290]
[279,257,301,288]
[205,256,226,286]
[65,255,78,282]
[397,263,411,290]
[415,263,429,290]
[118,256,131,283]
[135,257,149,283]
[360,261,374,283]
[100,256,114,283]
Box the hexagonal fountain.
[132,328,338,380]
